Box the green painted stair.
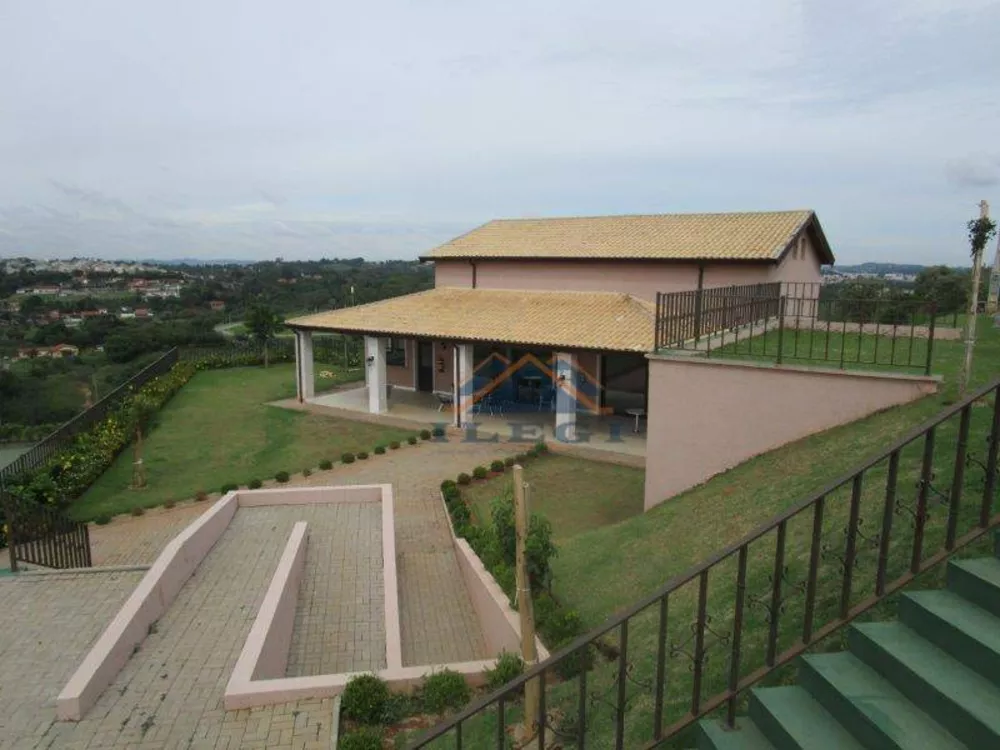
[698,538,1000,749]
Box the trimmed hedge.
[342,452,356,464]
[275,471,290,483]
[407,435,418,445]
[374,445,386,455]
[318,459,333,470]
[357,451,369,460]
[247,478,263,489]
[490,460,505,473]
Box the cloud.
[945,157,1000,189]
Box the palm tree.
[129,396,158,489]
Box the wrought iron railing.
[656,284,939,374]
[0,348,179,484]
[409,378,1000,749]
[654,282,782,349]
[2,491,92,571]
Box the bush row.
[0,422,61,444]
[439,441,589,679]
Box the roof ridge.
[488,209,813,223]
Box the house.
[16,343,80,359]
[287,209,834,436]
[209,300,226,312]
[134,308,152,319]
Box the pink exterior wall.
[57,493,240,721]
[433,259,701,301]
[770,230,823,287]
[643,356,939,510]
[435,261,474,287]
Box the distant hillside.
[825,262,929,275]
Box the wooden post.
[513,465,540,738]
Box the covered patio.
[286,287,655,452]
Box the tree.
[914,266,968,315]
[245,303,284,367]
[129,396,159,489]
[959,204,998,396]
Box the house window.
[386,338,406,367]
[798,236,806,259]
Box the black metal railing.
[656,284,939,374]
[2,492,92,571]
[654,282,782,349]
[409,378,1000,749]
[0,348,179,484]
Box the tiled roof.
[287,287,655,352]
[423,210,832,262]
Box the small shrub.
[515,453,527,463]
[275,471,290,483]
[420,429,432,440]
[319,459,333,470]
[94,514,112,525]
[526,448,539,459]
[504,456,515,467]
[440,479,457,494]
[490,460,505,473]
[341,674,390,725]
[457,473,471,486]
[449,501,471,530]
[389,441,400,450]
[357,451,369,460]
[472,466,488,480]
[342,452,356,464]
[195,489,208,502]
[221,482,239,494]
[486,651,525,691]
[248,478,263,489]
[422,670,470,714]
[432,425,445,437]
[338,727,384,750]
[407,435,418,445]
[379,692,413,724]
[374,445,386,455]
[130,506,145,517]
[302,467,312,477]
[534,440,548,453]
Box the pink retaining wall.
[439,490,549,661]
[643,356,940,510]
[229,522,308,687]
[57,493,239,721]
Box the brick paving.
[0,438,523,748]
[285,437,523,665]
[0,570,144,750]
[286,501,386,677]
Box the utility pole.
[513,465,540,739]
[959,200,991,397]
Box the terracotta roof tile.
[288,288,655,352]
[423,210,822,261]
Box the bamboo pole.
[513,465,540,737]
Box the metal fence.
[2,493,91,571]
[0,348,179,484]
[409,377,1000,749]
[656,284,939,374]
[179,335,363,368]
[654,282,782,349]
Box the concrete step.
[849,620,1000,749]
[900,588,1000,682]
[798,652,964,750]
[946,557,1000,618]
[698,717,776,750]
[747,685,864,750]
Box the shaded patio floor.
[304,386,647,459]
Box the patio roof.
[287,287,656,352]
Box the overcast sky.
[1,0,998,265]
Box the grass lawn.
[412,317,1000,749]
[71,363,412,520]
[462,454,645,543]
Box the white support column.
[296,330,314,402]
[554,351,577,442]
[364,336,388,414]
[456,343,474,427]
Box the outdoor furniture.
[435,392,454,411]
[625,407,646,433]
